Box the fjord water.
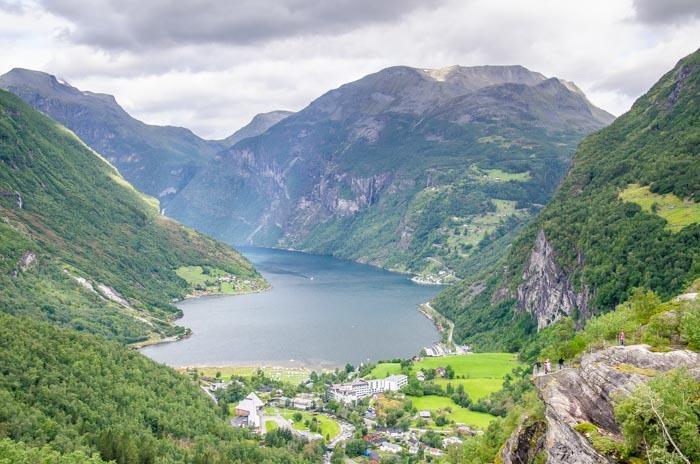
[141,247,440,369]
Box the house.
[456,424,476,436]
[234,392,264,428]
[363,433,385,446]
[426,447,444,457]
[419,410,431,419]
[291,396,314,410]
[443,436,463,447]
[379,442,402,454]
[416,371,425,382]
[435,367,447,378]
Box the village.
[187,349,518,463]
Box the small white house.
[443,436,463,447]
[235,392,264,428]
[379,442,402,454]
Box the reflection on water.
[141,247,440,369]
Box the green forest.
[0,313,322,464]
[0,89,265,343]
[435,48,700,350]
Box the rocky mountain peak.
[223,109,294,146]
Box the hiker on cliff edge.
[558,357,564,370]
[618,331,625,346]
[544,359,551,374]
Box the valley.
[0,8,698,460]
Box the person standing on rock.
[558,357,564,370]
[618,331,625,346]
[535,361,541,375]
[544,359,551,374]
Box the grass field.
[432,378,505,400]
[176,265,261,294]
[182,365,310,385]
[409,395,494,429]
[270,408,340,440]
[367,362,401,379]
[413,352,519,380]
[265,420,278,432]
[619,184,700,232]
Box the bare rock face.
[534,345,700,464]
[516,230,590,329]
[500,417,546,464]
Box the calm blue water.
[141,247,440,369]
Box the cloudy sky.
[1,0,698,139]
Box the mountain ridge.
[0,67,226,204]
[167,64,614,279]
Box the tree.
[345,439,367,457]
[615,369,699,463]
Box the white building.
[443,436,463,447]
[234,392,264,428]
[292,396,315,410]
[379,442,402,454]
[330,375,408,404]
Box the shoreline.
[418,301,454,345]
[132,283,272,349]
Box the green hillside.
[435,48,700,350]
[0,89,265,344]
[0,68,226,204]
[0,313,320,463]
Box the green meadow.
[267,408,340,441]
[619,184,700,232]
[410,395,494,429]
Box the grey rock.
[516,230,590,329]
[534,345,700,464]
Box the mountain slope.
[167,65,614,279]
[0,89,264,344]
[0,313,319,463]
[0,68,226,204]
[434,49,700,350]
[223,110,294,146]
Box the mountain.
[0,89,265,344]
[166,65,614,280]
[0,313,320,463]
[434,49,700,350]
[223,110,294,146]
[0,68,226,204]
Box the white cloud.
[1,0,698,138]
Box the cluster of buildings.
[363,429,466,457]
[422,342,470,357]
[330,374,408,404]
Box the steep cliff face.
[433,49,700,350]
[516,230,591,329]
[168,65,613,278]
[532,345,700,464]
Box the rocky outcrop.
[500,417,546,464]
[11,250,36,277]
[0,190,22,208]
[516,230,590,329]
[534,345,700,464]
